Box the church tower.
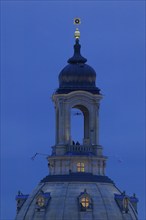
[49,30,106,177]
[15,20,138,220]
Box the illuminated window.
[123,197,129,213]
[37,196,45,207]
[78,189,93,211]
[35,192,51,211]
[115,194,133,214]
[77,162,85,172]
[81,197,89,208]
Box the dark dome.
[59,63,96,87]
[56,39,100,94]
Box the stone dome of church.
[15,174,138,220]
[56,39,100,94]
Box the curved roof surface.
[15,174,138,220]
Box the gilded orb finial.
[74,18,81,39]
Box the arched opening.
[71,105,89,145]
[71,108,83,144]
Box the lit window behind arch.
[77,162,85,172]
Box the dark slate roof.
[56,39,100,95]
[40,172,114,184]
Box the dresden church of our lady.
[15,19,138,220]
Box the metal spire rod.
[74,18,81,39]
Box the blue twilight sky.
[1,1,145,220]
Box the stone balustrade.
[66,145,96,155]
